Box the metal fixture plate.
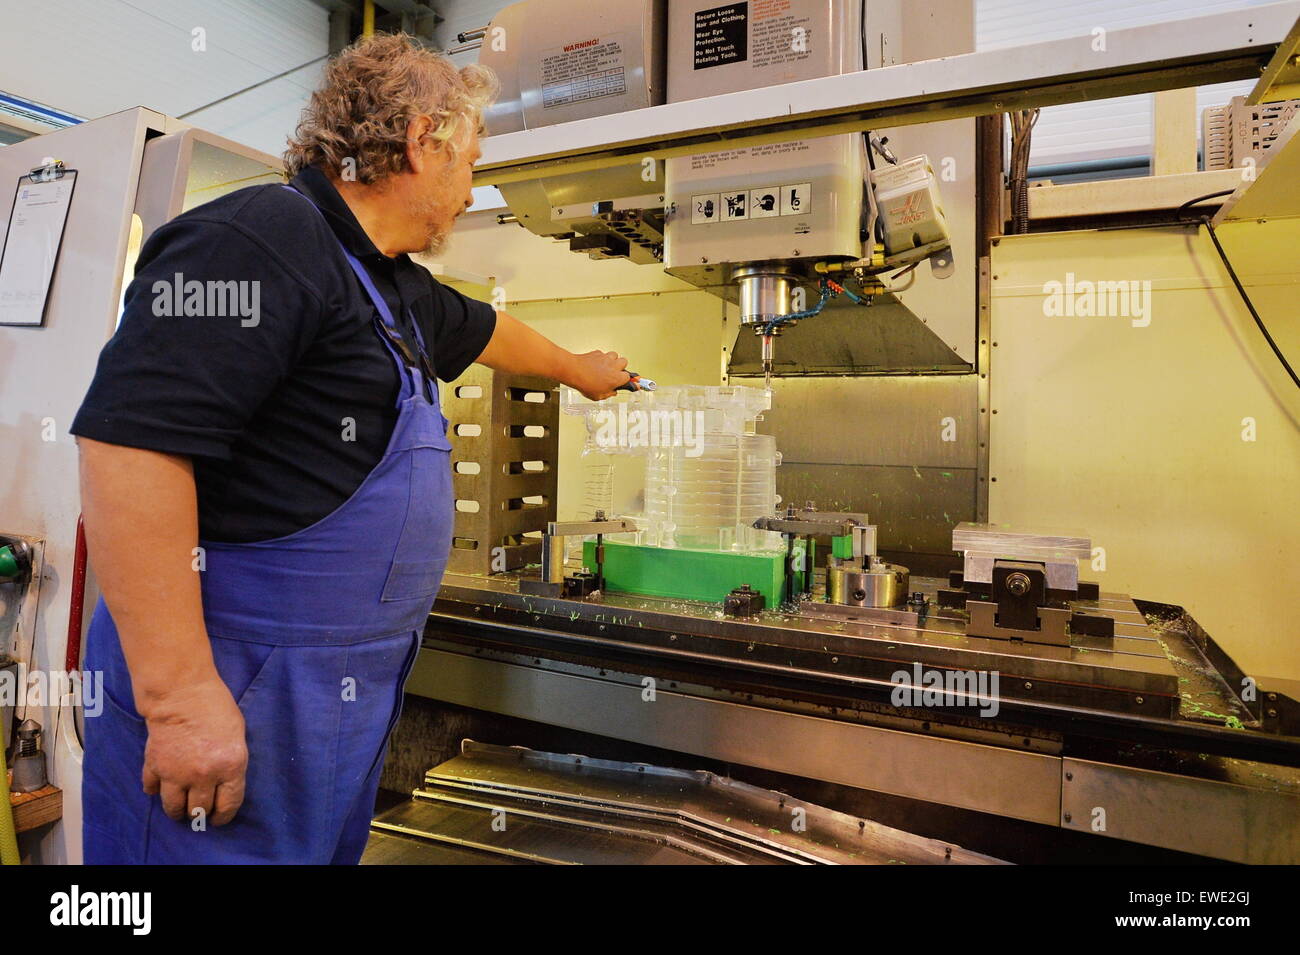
[443,370,558,575]
[434,571,1182,709]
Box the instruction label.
[541,36,628,108]
[694,2,748,69]
[690,182,811,223]
[752,3,813,70]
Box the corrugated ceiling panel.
[0,0,328,157]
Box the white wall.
[0,0,329,157]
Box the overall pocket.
[381,436,454,603]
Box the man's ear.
[405,115,433,174]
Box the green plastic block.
[832,534,854,559]
[581,539,804,604]
[0,545,18,580]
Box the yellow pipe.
[0,741,21,865]
[363,0,375,36]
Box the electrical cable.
[1174,189,1236,219]
[881,261,919,293]
[1200,216,1300,390]
[1046,192,1297,393]
[859,0,889,247]
[1008,108,1040,233]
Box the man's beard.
[411,192,452,257]
[421,227,449,257]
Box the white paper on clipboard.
[0,170,78,327]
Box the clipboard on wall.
[0,161,78,328]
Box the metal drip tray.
[365,741,1006,865]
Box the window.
[976,0,1275,175]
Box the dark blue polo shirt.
[70,166,496,543]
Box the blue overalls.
[83,187,454,864]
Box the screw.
[1065,771,1073,781]
[1135,696,1144,704]
[1063,812,1072,823]
[1005,572,1031,596]
[1024,681,1033,690]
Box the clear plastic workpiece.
[562,384,782,552]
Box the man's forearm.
[474,311,580,382]
[78,438,219,716]
[473,311,632,400]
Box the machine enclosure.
[663,0,867,273]
[477,0,668,261]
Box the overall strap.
[280,184,433,401]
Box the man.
[72,33,630,864]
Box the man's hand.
[141,676,248,827]
[80,439,249,825]
[570,349,630,400]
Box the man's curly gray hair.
[284,32,498,184]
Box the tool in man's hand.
[617,371,657,392]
